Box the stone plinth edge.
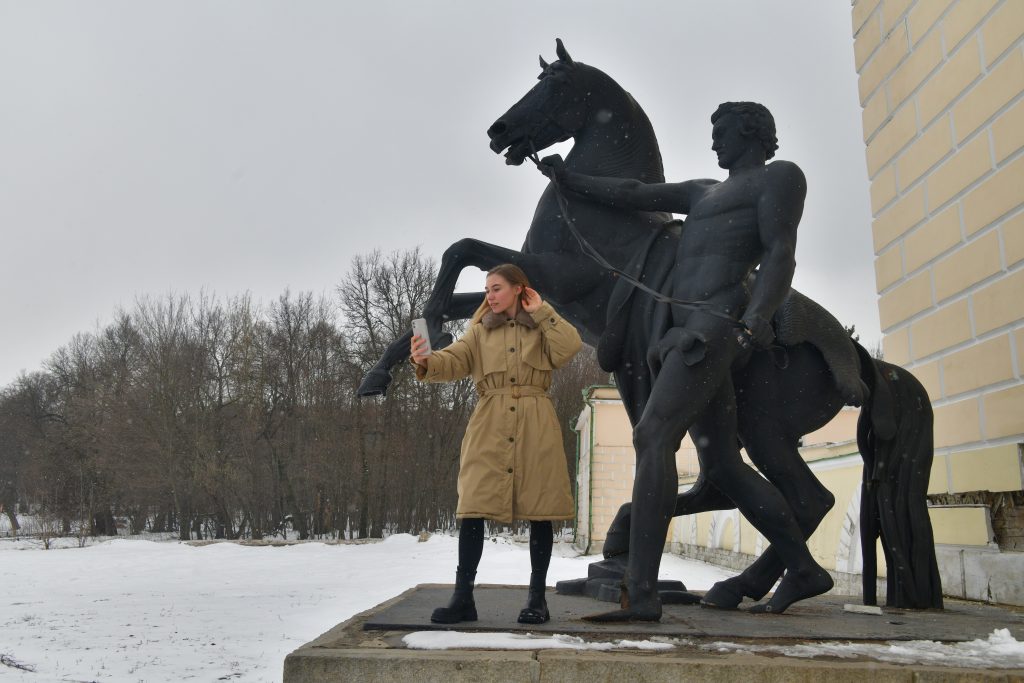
[284,585,1024,682]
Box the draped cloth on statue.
[597,221,680,376]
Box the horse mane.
[568,61,666,184]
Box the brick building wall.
[854,0,1022,492]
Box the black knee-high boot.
[518,521,552,624]
[430,565,478,624]
[432,518,484,624]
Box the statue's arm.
[539,157,713,214]
[556,171,711,215]
[743,161,806,339]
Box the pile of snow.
[404,631,675,651]
[7,533,1018,680]
[0,533,733,682]
[704,628,1024,669]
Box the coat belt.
[479,385,547,399]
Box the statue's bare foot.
[582,583,662,622]
[701,577,747,610]
[749,567,833,615]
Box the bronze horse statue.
[358,40,941,612]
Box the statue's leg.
[702,414,835,609]
[585,345,736,622]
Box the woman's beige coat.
[415,302,582,523]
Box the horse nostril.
[487,120,507,138]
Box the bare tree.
[0,248,540,541]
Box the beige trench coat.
[415,302,583,523]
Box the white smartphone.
[411,318,432,355]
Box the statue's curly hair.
[711,102,779,160]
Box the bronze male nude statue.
[540,102,834,620]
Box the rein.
[525,144,745,329]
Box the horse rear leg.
[702,416,835,609]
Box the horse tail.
[854,342,943,609]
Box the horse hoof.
[357,368,392,397]
[701,579,746,610]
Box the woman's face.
[485,273,522,316]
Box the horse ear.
[555,38,573,65]
[539,55,549,70]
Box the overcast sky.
[0,1,879,387]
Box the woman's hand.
[410,335,430,367]
[521,287,543,313]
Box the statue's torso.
[671,170,769,323]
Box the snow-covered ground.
[0,533,732,682]
[2,534,1022,681]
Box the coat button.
[507,467,513,474]
[510,377,516,383]
[510,406,515,412]
[509,321,515,327]
[509,347,515,352]
[508,437,514,442]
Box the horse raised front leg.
[356,293,483,397]
[357,238,521,398]
[422,238,523,327]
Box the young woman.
[411,264,582,624]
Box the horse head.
[487,39,599,166]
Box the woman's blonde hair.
[470,264,532,323]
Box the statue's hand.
[654,327,688,367]
[740,313,775,349]
[538,154,566,181]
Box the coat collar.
[481,308,537,330]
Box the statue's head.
[710,102,779,165]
